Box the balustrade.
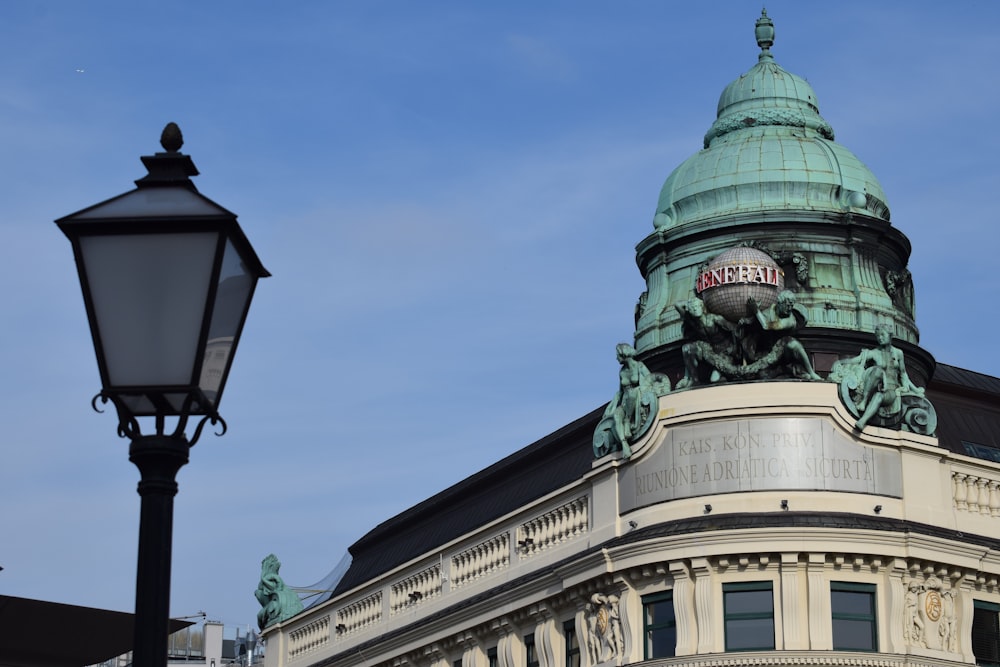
[335,592,382,636]
[390,564,442,614]
[451,533,510,588]
[951,470,1000,517]
[288,615,330,660]
[517,496,588,558]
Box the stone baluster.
[954,472,967,510]
[967,476,980,513]
[978,478,992,515]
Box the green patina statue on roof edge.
[255,553,303,630]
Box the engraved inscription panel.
[619,417,902,511]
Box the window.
[724,582,775,651]
[642,591,676,659]
[974,601,1000,667]
[963,441,1000,464]
[487,647,498,667]
[524,634,538,667]
[831,582,877,651]
[563,619,580,667]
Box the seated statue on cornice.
[829,323,936,435]
[593,343,671,459]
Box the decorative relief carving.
[884,268,915,318]
[703,108,835,148]
[634,291,648,328]
[884,268,910,298]
[585,593,625,666]
[902,573,959,652]
[744,240,809,286]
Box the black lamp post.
[56,123,269,667]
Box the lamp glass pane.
[79,232,218,387]
[199,238,254,405]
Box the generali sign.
[696,263,782,294]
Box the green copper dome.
[652,10,889,230]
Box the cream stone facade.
[262,383,1000,667]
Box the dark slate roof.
[332,363,1000,596]
[333,405,604,595]
[928,363,1000,455]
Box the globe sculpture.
[698,246,784,321]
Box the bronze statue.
[593,344,670,459]
[674,291,820,386]
[255,553,304,630]
[830,324,936,434]
[739,292,822,380]
[675,297,736,389]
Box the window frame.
[723,581,775,652]
[642,590,676,659]
[563,619,580,667]
[830,581,878,651]
[524,632,538,667]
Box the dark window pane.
[725,618,775,650]
[525,635,538,667]
[726,589,774,614]
[832,590,873,616]
[643,592,676,659]
[973,605,1000,665]
[646,599,673,624]
[831,583,876,652]
[723,583,774,652]
[647,626,676,658]
[833,618,876,650]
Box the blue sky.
[2,1,998,631]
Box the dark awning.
[0,595,193,667]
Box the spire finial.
[755,8,775,61]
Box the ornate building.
[260,12,1000,667]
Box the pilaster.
[690,558,715,654]
[780,553,806,650]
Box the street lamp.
[56,123,269,667]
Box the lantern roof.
[57,123,268,279]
